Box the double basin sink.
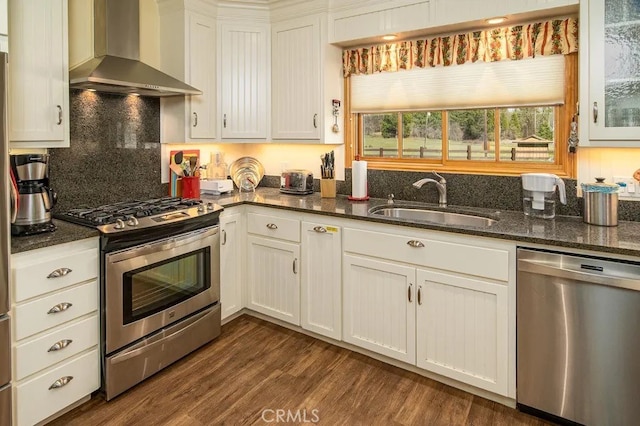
[368,205,498,228]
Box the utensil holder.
[181,176,201,199]
[321,179,336,198]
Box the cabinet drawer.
[14,315,99,381]
[344,228,509,282]
[247,212,300,242]
[15,349,100,426]
[13,247,98,302]
[14,281,98,341]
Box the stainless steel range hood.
[69,0,201,97]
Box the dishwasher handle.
[518,258,640,292]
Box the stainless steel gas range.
[56,197,224,400]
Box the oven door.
[105,226,219,354]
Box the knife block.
[321,179,336,198]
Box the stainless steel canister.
[581,178,619,226]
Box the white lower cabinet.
[220,210,244,320]
[247,235,300,325]
[11,238,100,425]
[416,270,508,396]
[14,349,100,426]
[301,221,342,340]
[343,254,415,364]
[342,226,513,396]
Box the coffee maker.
[10,154,57,236]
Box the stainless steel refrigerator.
[0,51,12,426]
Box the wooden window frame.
[344,53,578,178]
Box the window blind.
[350,54,565,113]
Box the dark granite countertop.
[205,188,640,259]
[12,188,640,258]
[10,220,100,254]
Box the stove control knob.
[114,219,126,230]
[197,204,205,213]
[206,203,214,211]
[127,217,139,226]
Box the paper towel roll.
[352,160,367,198]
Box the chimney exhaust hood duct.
[69,0,201,97]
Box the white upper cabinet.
[8,0,69,147]
[158,1,216,143]
[271,14,343,144]
[330,0,578,46]
[0,0,7,52]
[331,1,431,45]
[219,21,269,140]
[580,0,640,146]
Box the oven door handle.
[107,226,219,264]
[109,308,216,365]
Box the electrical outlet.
[613,176,639,198]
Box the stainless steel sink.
[368,205,497,228]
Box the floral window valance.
[342,17,578,77]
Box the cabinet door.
[9,0,69,147]
[271,16,320,140]
[247,235,300,325]
[301,222,341,340]
[587,0,640,141]
[189,13,216,139]
[220,23,268,139]
[220,213,243,320]
[343,254,416,364]
[416,269,508,395]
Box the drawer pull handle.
[313,226,327,233]
[266,223,278,230]
[56,105,63,125]
[49,376,73,390]
[408,284,413,303]
[313,113,318,128]
[407,240,424,248]
[48,339,73,352]
[593,102,598,123]
[418,286,422,305]
[47,268,72,278]
[47,302,73,314]
[293,258,298,274]
[193,112,198,127]
[221,229,227,245]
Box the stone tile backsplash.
[49,90,165,212]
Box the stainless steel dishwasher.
[517,248,640,426]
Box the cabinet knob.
[193,112,198,127]
[47,302,73,314]
[313,226,327,233]
[56,105,63,125]
[593,102,598,124]
[49,376,73,390]
[48,339,73,352]
[407,240,425,248]
[47,267,72,279]
[266,223,278,230]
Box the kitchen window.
[343,17,578,177]
[361,106,556,162]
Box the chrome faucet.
[413,172,447,207]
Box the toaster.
[280,169,314,195]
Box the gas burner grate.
[58,197,204,227]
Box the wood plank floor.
[51,315,554,426]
